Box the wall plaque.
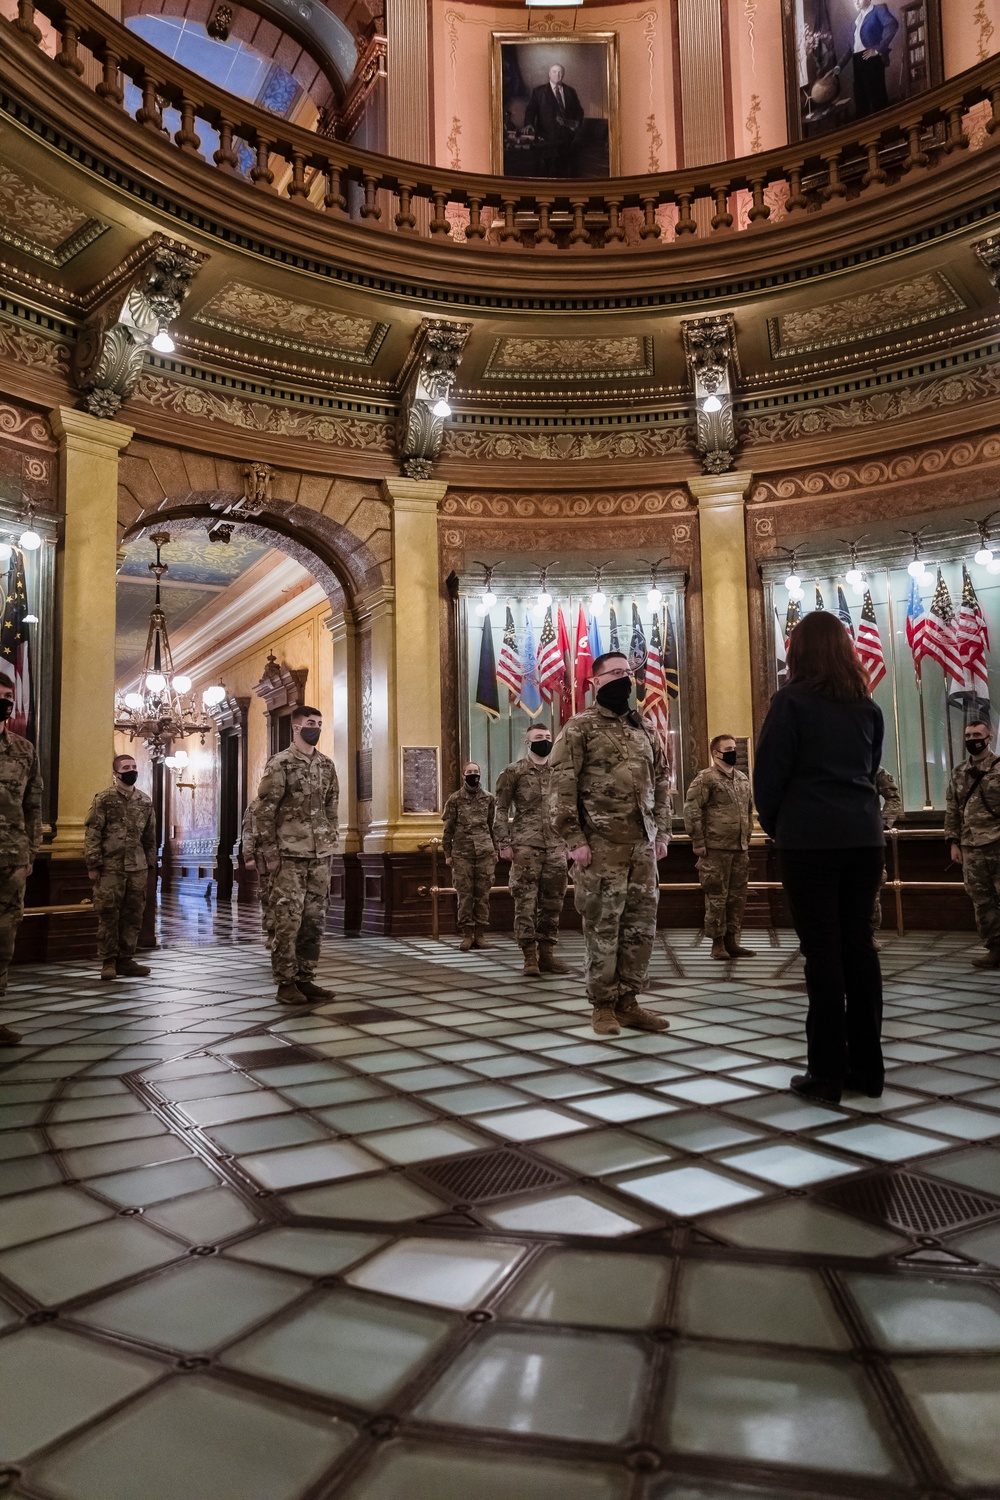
[402,746,440,814]
[356,747,373,802]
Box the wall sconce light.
[839,534,869,595]
[590,562,610,611]
[474,560,501,615]
[642,557,667,608]
[899,527,934,586]
[969,511,1000,568]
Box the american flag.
[905,575,926,675]
[784,594,802,651]
[958,563,990,699]
[924,569,965,692]
[643,613,672,763]
[1,552,34,740]
[815,584,825,611]
[837,585,855,637]
[855,590,886,690]
[496,605,522,701]
[536,606,564,703]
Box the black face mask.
[530,740,552,758]
[595,678,632,715]
[465,774,480,789]
[0,700,12,722]
[966,739,989,758]
[721,749,738,767]
[299,727,321,746]
[118,770,139,786]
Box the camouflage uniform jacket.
[494,757,564,851]
[83,786,156,872]
[256,746,339,862]
[945,753,1000,847]
[549,704,671,848]
[240,800,264,864]
[683,766,752,851]
[0,729,43,865]
[876,768,902,829]
[442,786,498,859]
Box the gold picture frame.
[491,31,621,179]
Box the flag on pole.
[556,606,573,724]
[474,613,500,718]
[784,594,802,650]
[837,586,855,638]
[536,607,564,703]
[905,576,927,676]
[574,605,593,708]
[588,611,603,665]
[774,606,788,684]
[643,614,670,755]
[815,584,825,611]
[958,564,990,700]
[1,552,34,740]
[662,604,680,700]
[630,604,648,705]
[496,605,522,702]
[855,590,886,690]
[608,604,620,652]
[924,569,965,692]
[518,612,543,717]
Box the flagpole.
[485,712,492,789]
[915,670,932,808]
[944,677,955,774]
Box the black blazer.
[753,683,885,849]
[524,82,584,138]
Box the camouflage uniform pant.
[962,844,1000,951]
[270,857,331,983]
[0,864,27,992]
[697,849,749,939]
[573,835,659,1006]
[258,868,273,938]
[452,850,495,932]
[94,868,148,961]
[510,846,568,947]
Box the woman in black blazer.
[754,609,885,1103]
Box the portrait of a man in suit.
[846,0,899,116]
[523,64,585,177]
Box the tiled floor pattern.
[1,906,1000,1499]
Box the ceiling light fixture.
[432,398,452,418]
[151,328,176,354]
[702,394,723,413]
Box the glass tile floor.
[1,905,1000,1498]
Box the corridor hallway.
[1,910,999,1499]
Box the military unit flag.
[574,605,593,705]
[662,605,680,700]
[519,614,543,717]
[837,586,855,638]
[630,604,647,704]
[784,594,802,650]
[474,613,500,718]
[608,604,620,652]
[855,590,886,690]
[0,552,33,740]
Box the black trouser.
[780,846,885,1086]
[852,51,889,117]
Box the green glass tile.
[317,1099,435,1133]
[48,1114,169,1149]
[281,1079,385,1107]
[63,1134,194,1180]
[0,1184,111,1251]
[423,1084,527,1115]
[517,1073,614,1100]
[0,1217,181,1303]
[848,1273,1000,1351]
[536,1129,670,1177]
[145,1188,260,1243]
[239,1140,383,1190]
[339,1441,629,1500]
[285,1174,443,1221]
[227,1227,388,1277]
[678,1262,850,1348]
[205,1114,329,1154]
[0,1129,46,1161]
[346,1236,525,1309]
[359,1122,489,1163]
[0,1155,62,1197]
[893,1358,1000,1485]
[501,1248,670,1328]
[89,1157,220,1207]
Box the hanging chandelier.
[114,531,225,762]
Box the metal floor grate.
[419,1147,567,1204]
[821,1170,1000,1235]
[224,1046,315,1071]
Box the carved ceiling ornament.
[396,317,471,479]
[441,422,690,463]
[974,232,1000,291]
[681,313,740,475]
[0,161,107,266]
[193,281,389,364]
[73,235,206,418]
[767,271,966,358]
[483,335,654,382]
[749,430,1000,506]
[441,488,691,518]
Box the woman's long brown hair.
[786,608,870,701]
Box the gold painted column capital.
[50,406,134,456]
[379,477,448,513]
[687,471,754,507]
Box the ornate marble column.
[689,470,755,746]
[49,407,133,861]
[326,606,363,930]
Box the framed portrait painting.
[491,33,620,179]
[781,0,943,143]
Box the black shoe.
[844,1073,884,1098]
[790,1073,842,1104]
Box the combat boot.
[591,1005,621,1036]
[724,933,756,958]
[616,993,669,1033]
[296,978,335,1002]
[710,938,729,960]
[117,959,150,977]
[276,982,307,1005]
[521,944,541,977]
[460,930,475,951]
[538,944,570,974]
[100,960,117,981]
[472,927,489,949]
[972,949,1000,968]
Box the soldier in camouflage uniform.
[683,734,755,960]
[241,797,273,947]
[945,720,1000,967]
[496,725,570,977]
[872,767,902,941]
[442,762,498,951]
[550,651,671,1036]
[256,705,339,1005]
[84,754,156,981]
[0,673,42,1045]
